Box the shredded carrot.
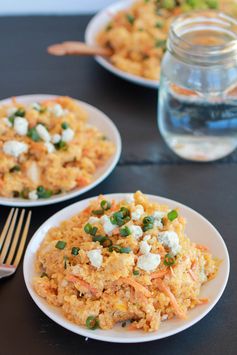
[119,277,151,298]
[67,275,99,296]
[196,244,209,251]
[156,278,187,320]
[188,269,197,281]
[151,269,168,279]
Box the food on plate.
[33,191,219,332]
[97,0,237,80]
[0,96,114,200]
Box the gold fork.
[0,208,32,279]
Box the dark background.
[0,16,236,355]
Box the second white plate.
[0,94,121,207]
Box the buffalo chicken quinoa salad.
[0,96,114,200]
[97,0,237,81]
[33,191,218,332]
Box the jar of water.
[158,11,237,161]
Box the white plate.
[85,0,159,89]
[23,193,229,343]
[0,95,121,207]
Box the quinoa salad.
[97,0,237,81]
[33,191,218,332]
[0,96,114,200]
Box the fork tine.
[0,208,15,249]
[5,209,25,266]
[0,209,19,263]
[13,211,32,268]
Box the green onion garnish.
[91,226,98,236]
[133,270,139,276]
[155,39,167,50]
[92,235,106,243]
[155,20,163,28]
[86,316,99,330]
[110,207,131,226]
[61,122,69,130]
[27,127,41,142]
[109,245,131,253]
[40,272,48,278]
[126,14,135,25]
[120,226,131,237]
[10,165,20,173]
[71,247,80,256]
[101,237,112,247]
[164,253,176,267]
[84,223,92,234]
[143,216,154,225]
[55,241,66,250]
[167,210,178,222]
[92,209,104,216]
[54,140,68,150]
[64,256,69,269]
[37,186,52,199]
[161,0,175,10]
[100,200,111,211]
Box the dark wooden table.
[0,16,236,355]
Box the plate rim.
[0,94,122,207]
[84,0,159,89]
[23,193,230,343]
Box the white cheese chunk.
[51,133,61,144]
[153,211,166,219]
[28,190,38,200]
[137,253,161,272]
[87,249,103,268]
[125,194,135,204]
[139,240,151,255]
[52,104,65,117]
[131,204,144,221]
[88,216,100,225]
[36,124,51,142]
[129,225,143,239]
[26,162,40,184]
[62,128,74,142]
[158,231,180,256]
[161,314,168,321]
[100,215,118,236]
[3,140,28,158]
[14,117,28,136]
[44,142,55,154]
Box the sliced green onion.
[36,186,52,198]
[120,226,131,237]
[15,108,25,117]
[120,247,131,254]
[110,208,131,226]
[20,188,29,199]
[133,270,139,276]
[155,39,167,50]
[143,216,154,225]
[55,240,66,250]
[86,316,99,330]
[109,245,122,253]
[155,20,163,28]
[61,122,69,130]
[40,272,48,278]
[143,223,154,232]
[10,165,20,173]
[91,226,98,236]
[92,209,104,216]
[54,140,68,150]
[120,207,130,217]
[92,235,106,243]
[64,256,69,269]
[71,247,80,256]
[126,14,135,25]
[84,223,92,234]
[100,200,111,211]
[167,210,178,222]
[27,127,41,142]
[164,253,176,267]
[161,0,175,10]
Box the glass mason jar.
[158,11,237,161]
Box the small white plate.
[0,95,121,207]
[23,193,229,343]
[85,0,159,89]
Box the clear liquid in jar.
[158,79,237,161]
